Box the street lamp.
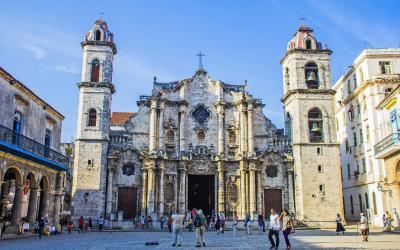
[377,183,393,197]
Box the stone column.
[159,102,165,151]
[178,167,187,212]
[39,191,49,218]
[179,106,186,152]
[249,167,256,214]
[287,170,295,212]
[52,174,63,225]
[147,165,156,215]
[247,104,254,156]
[149,100,158,153]
[27,187,39,224]
[158,166,165,217]
[217,104,225,155]
[239,105,247,154]
[240,161,246,219]
[256,170,263,214]
[141,170,148,216]
[11,185,23,225]
[106,168,113,216]
[217,161,225,213]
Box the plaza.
[0,228,399,250]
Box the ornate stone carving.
[191,104,211,124]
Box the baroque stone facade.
[72,19,293,223]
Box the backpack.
[194,215,201,227]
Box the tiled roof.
[110,112,136,126]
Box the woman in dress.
[335,213,345,234]
[359,212,369,242]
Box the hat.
[360,212,364,216]
[198,209,203,215]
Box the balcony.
[0,124,69,172]
[374,132,400,159]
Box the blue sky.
[1,0,399,141]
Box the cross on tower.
[99,11,105,19]
[300,17,306,26]
[196,51,205,69]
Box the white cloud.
[21,44,47,59]
[49,64,80,74]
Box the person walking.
[171,211,184,247]
[188,217,193,232]
[67,220,73,234]
[335,213,345,235]
[258,214,265,235]
[195,209,206,247]
[232,214,238,237]
[219,212,225,234]
[384,211,394,231]
[38,217,45,239]
[215,215,221,234]
[280,209,294,250]
[268,208,280,249]
[88,217,93,232]
[244,213,252,235]
[78,216,84,234]
[359,212,369,242]
[168,215,173,233]
[98,216,104,232]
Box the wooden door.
[264,189,282,217]
[118,187,137,220]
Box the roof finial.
[300,17,306,27]
[99,11,105,19]
[196,51,205,69]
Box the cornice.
[280,48,332,65]
[81,40,117,55]
[280,89,336,103]
[77,81,115,94]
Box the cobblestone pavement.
[0,228,399,250]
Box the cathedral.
[72,19,343,228]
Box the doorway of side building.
[188,175,215,216]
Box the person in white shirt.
[359,212,369,242]
[268,208,280,249]
[171,211,185,247]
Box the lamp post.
[377,183,393,197]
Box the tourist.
[88,217,93,232]
[78,216,84,233]
[160,215,164,230]
[38,217,45,239]
[195,209,206,247]
[258,214,265,235]
[219,212,225,234]
[359,212,369,242]
[244,213,252,235]
[232,214,238,237]
[98,216,104,232]
[171,211,184,247]
[335,213,345,235]
[188,216,193,232]
[67,220,73,234]
[104,216,109,230]
[33,220,39,234]
[215,215,221,234]
[168,214,173,233]
[268,208,280,249]
[384,211,394,231]
[18,218,24,236]
[146,216,152,230]
[280,209,294,250]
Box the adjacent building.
[334,48,400,226]
[0,67,69,233]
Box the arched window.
[13,111,22,133]
[305,62,319,89]
[308,108,323,143]
[365,193,369,209]
[372,192,377,215]
[350,195,354,215]
[285,112,292,141]
[358,194,363,213]
[88,109,97,127]
[90,59,100,82]
[228,131,236,144]
[95,30,101,41]
[305,39,312,49]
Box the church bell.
[311,122,320,132]
[306,71,317,82]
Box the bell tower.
[280,24,343,227]
[72,19,116,218]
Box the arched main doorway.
[38,175,50,219]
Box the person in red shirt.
[78,216,84,234]
[168,215,173,233]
